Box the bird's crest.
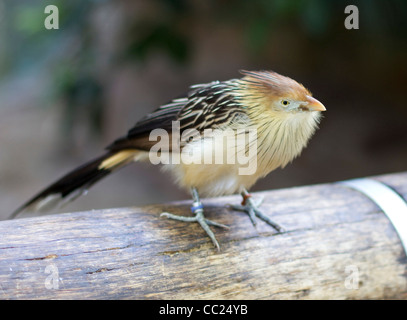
[239,70,310,101]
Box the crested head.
[235,70,325,114]
[239,70,310,101]
[230,70,325,174]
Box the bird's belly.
[161,132,262,196]
[163,161,259,197]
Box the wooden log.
[1,172,407,299]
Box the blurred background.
[1,0,407,220]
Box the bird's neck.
[253,111,321,176]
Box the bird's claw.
[160,210,229,251]
[229,195,285,233]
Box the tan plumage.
[160,70,323,197]
[11,70,325,249]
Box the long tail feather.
[10,150,137,219]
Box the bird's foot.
[229,193,285,233]
[161,203,228,251]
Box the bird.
[10,70,325,250]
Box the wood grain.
[1,172,407,299]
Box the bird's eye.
[281,100,290,107]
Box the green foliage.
[126,22,189,63]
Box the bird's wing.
[107,80,248,152]
[178,80,247,131]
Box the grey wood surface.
[1,172,407,299]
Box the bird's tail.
[10,150,138,219]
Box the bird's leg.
[161,187,228,250]
[229,188,285,233]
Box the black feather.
[10,153,115,219]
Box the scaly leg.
[161,187,228,250]
[229,188,285,233]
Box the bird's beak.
[306,95,326,112]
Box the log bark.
[1,172,407,299]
